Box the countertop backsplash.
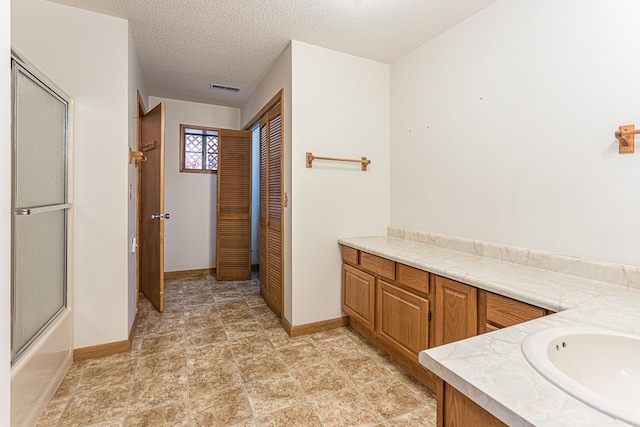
[388,226,640,291]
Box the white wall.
[1,0,12,422]
[290,41,390,325]
[12,0,131,348]
[151,96,241,273]
[128,27,148,331]
[390,0,640,266]
[241,43,293,320]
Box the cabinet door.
[377,280,429,361]
[342,264,376,331]
[443,383,507,427]
[435,276,477,346]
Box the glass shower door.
[11,57,71,363]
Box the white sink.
[521,326,640,426]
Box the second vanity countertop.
[338,235,640,426]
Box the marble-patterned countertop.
[338,236,640,426]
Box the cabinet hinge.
[428,310,432,321]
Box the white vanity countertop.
[339,236,640,426]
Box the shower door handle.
[14,203,72,216]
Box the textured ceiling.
[48,0,497,107]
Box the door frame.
[135,90,145,305]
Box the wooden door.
[258,102,284,317]
[216,129,252,280]
[435,276,477,346]
[377,280,429,362]
[139,102,166,311]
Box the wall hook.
[129,147,147,165]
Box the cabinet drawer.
[397,263,429,294]
[486,292,545,328]
[360,252,395,280]
[341,245,359,265]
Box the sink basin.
[521,326,640,426]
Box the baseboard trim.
[282,316,349,338]
[164,268,215,279]
[73,339,130,361]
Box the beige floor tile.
[387,405,437,426]
[186,325,228,348]
[136,349,186,381]
[35,396,69,427]
[188,362,243,397]
[333,354,390,386]
[313,336,367,360]
[140,333,185,356]
[184,313,223,331]
[128,371,188,414]
[359,376,425,420]
[230,332,274,358]
[38,274,438,427]
[293,362,349,397]
[256,403,322,427]
[221,309,257,324]
[267,331,314,349]
[276,343,325,369]
[78,359,136,392]
[245,373,304,416]
[310,388,384,427]
[191,386,253,426]
[187,342,234,372]
[124,401,189,427]
[308,328,347,342]
[235,351,288,383]
[144,316,186,337]
[225,319,263,341]
[57,385,130,427]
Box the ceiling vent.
[210,83,240,92]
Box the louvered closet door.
[216,129,252,280]
[259,120,268,297]
[266,105,283,316]
[258,101,284,318]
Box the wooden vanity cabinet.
[341,245,436,389]
[434,276,478,346]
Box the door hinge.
[428,310,432,321]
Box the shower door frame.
[10,51,72,363]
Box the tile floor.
[36,274,437,426]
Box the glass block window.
[180,124,219,173]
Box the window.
[180,124,219,173]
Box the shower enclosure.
[10,51,74,427]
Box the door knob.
[150,213,170,220]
